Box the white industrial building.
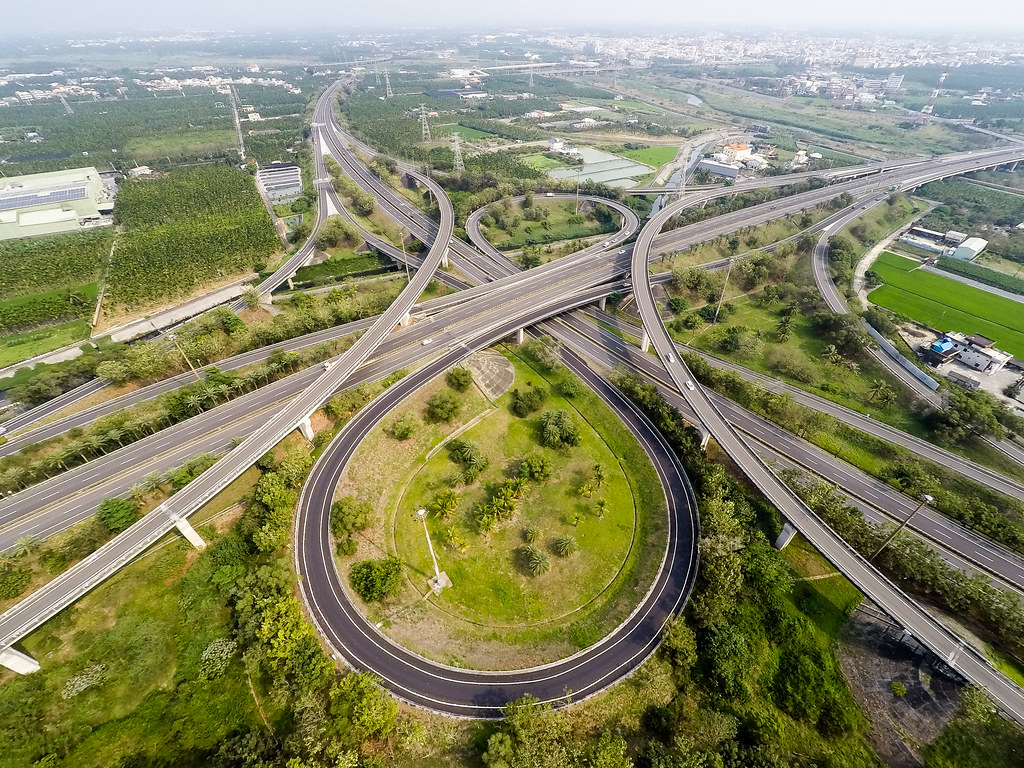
[697,158,741,179]
[720,143,752,163]
[0,166,113,241]
[256,162,303,204]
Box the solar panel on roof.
[0,186,87,212]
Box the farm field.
[868,252,1024,358]
[0,320,92,368]
[107,165,280,310]
[434,123,494,140]
[521,153,569,171]
[620,144,678,168]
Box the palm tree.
[578,482,593,499]
[186,394,205,415]
[868,380,885,401]
[522,545,550,576]
[67,439,89,464]
[42,454,64,477]
[523,525,539,543]
[143,471,163,493]
[879,387,898,408]
[554,536,579,557]
[595,499,608,519]
[106,428,125,448]
[86,434,107,456]
[592,463,605,489]
[128,483,147,502]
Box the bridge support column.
[640,328,651,353]
[174,517,206,550]
[400,311,412,328]
[441,250,449,269]
[1011,161,1019,172]
[287,278,295,290]
[298,414,315,442]
[598,296,607,312]
[699,431,710,452]
[774,522,798,550]
[0,647,40,675]
[516,328,525,344]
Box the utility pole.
[452,133,464,173]
[416,508,450,593]
[384,69,393,99]
[420,104,431,142]
[167,333,201,381]
[869,494,934,561]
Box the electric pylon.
[375,67,381,86]
[384,69,393,99]
[420,104,431,142]
[528,68,534,88]
[452,134,464,173]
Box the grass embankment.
[869,251,1024,358]
[479,199,618,250]
[0,321,93,368]
[337,348,665,669]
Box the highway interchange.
[4,79,1024,720]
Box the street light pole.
[869,493,933,561]
[398,229,410,285]
[416,508,442,585]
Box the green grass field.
[0,320,92,368]
[620,145,678,168]
[522,153,569,171]
[868,252,1024,358]
[482,199,616,249]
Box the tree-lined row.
[0,287,95,334]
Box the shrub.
[331,497,373,538]
[890,681,907,697]
[337,538,358,556]
[426,389,462,422]
[519,453,552,482]
[0,561,31,599]
[95,497,141,533]
[558,375,582,398]
[445,367,473,392]
[523,526,539,543]
[349,556,403,602]
[523,335,561,371]
[510,385,544,417]
[386,413,417,440]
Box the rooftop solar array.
[0,185,88,212]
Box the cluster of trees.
[330,496,373,555]
[350,556,403,602]
[446,438,490,485]
[0,228,111,302]
[539,410,582,449]
[239,449,314,553]
[787,470,1024,659]
[109,165,279,307]
[0,287,95,334]
[475,476,530,533]
[313,215,361,251]
[523,335,562,371]
[665,177,830,232]
[510,383,545,417]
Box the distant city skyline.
[3,0,1024,37]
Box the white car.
[618,249,626,255]
[0,427,6,436]
[666,353,675,363]
[602,241,611,248]
[685,381,696,391]
[421,338,433,346]
[322,361,334,370]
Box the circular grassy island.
[332,346,668,669]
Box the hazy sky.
[4,0,1024,36]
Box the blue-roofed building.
[0,167,113,241]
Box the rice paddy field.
[868,251,1024,358]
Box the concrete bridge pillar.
[287,278,295,291]
[516,328,525,344]
[174,517,206,550]
[774,521,798,550]
[699,432,710,452]
[0,647,40,675]
[598,296,607,312]
[298,415,315,442]
[400,311,412,328]
[640,328,651,354]
[1010,161,1019,172]
[441,249,450,270]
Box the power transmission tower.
[528,68,534,88]
[452,134,464,173]
[384,69,393,99]
[420,104,432,142]
[375,67,381,86]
